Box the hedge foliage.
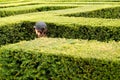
[0,5,119,26]
[0,1,120,79]
[0,51,119,80]
[0,5,75,17]
[0,2,41,8]
[0,39,120,79]
[0,0,120,2]
[64,6,120,19]
[0,2,119,9]
[48,0,120,2]
[0,21,35,46]
[47,23,120,42]
[0,21,120,46]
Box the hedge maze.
[0,0,120,79]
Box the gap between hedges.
[0,21,120,46]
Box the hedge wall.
[0,6,75,17]
[0,21,36,46]
[64,6,120,19]
[0,3,40,8]
[0,21,120,46]
[47,23,120,41]
[0,47,120,79]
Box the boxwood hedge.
[64,6,120,19]
[0,40,120,79]
[0,21,36,46]
[0,21,120,46]
[0,6,75,17]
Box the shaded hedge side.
[0,21,36,46]
[47,23,120,41]
[64,6,120,19]
[0,3,41,8]
[0,49,120,79]
[0,6,75,17]
[0,21,120,46]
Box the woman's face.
[35,28,47,38]
[35,29,42,38]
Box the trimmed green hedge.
[0,0,120,2]
[50,0,120,2]
[0,21,35,46]
[0,45,120,79]
[0,6,75,17]
[48,23,120,41]
[0,2,119,9]
[0,21,120,46]
[64,6,120,19]
[0,3,40,8]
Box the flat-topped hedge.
[0,1,120,79]
[52,5,118,15]
[0,0,120,2]
[44,0,120,2]
[64,6,120,19]
[0,21,35,46]
[0,5,120,46]
[0,8,120,27]
[0,21,120,47]
[0,2,120,8]
[0,5,119,18]
[0,5,76,17]
[0,2,41,8]
[0,38,120,79]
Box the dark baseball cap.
[34,21,47,30]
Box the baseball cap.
[34,21,47,30]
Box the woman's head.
[34,21,47,38]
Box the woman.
[34,21,47,38]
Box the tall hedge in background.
[47,23,120,41]
[64,6,120,19]
[0,6,75,17]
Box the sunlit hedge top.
[1,37,120,61]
